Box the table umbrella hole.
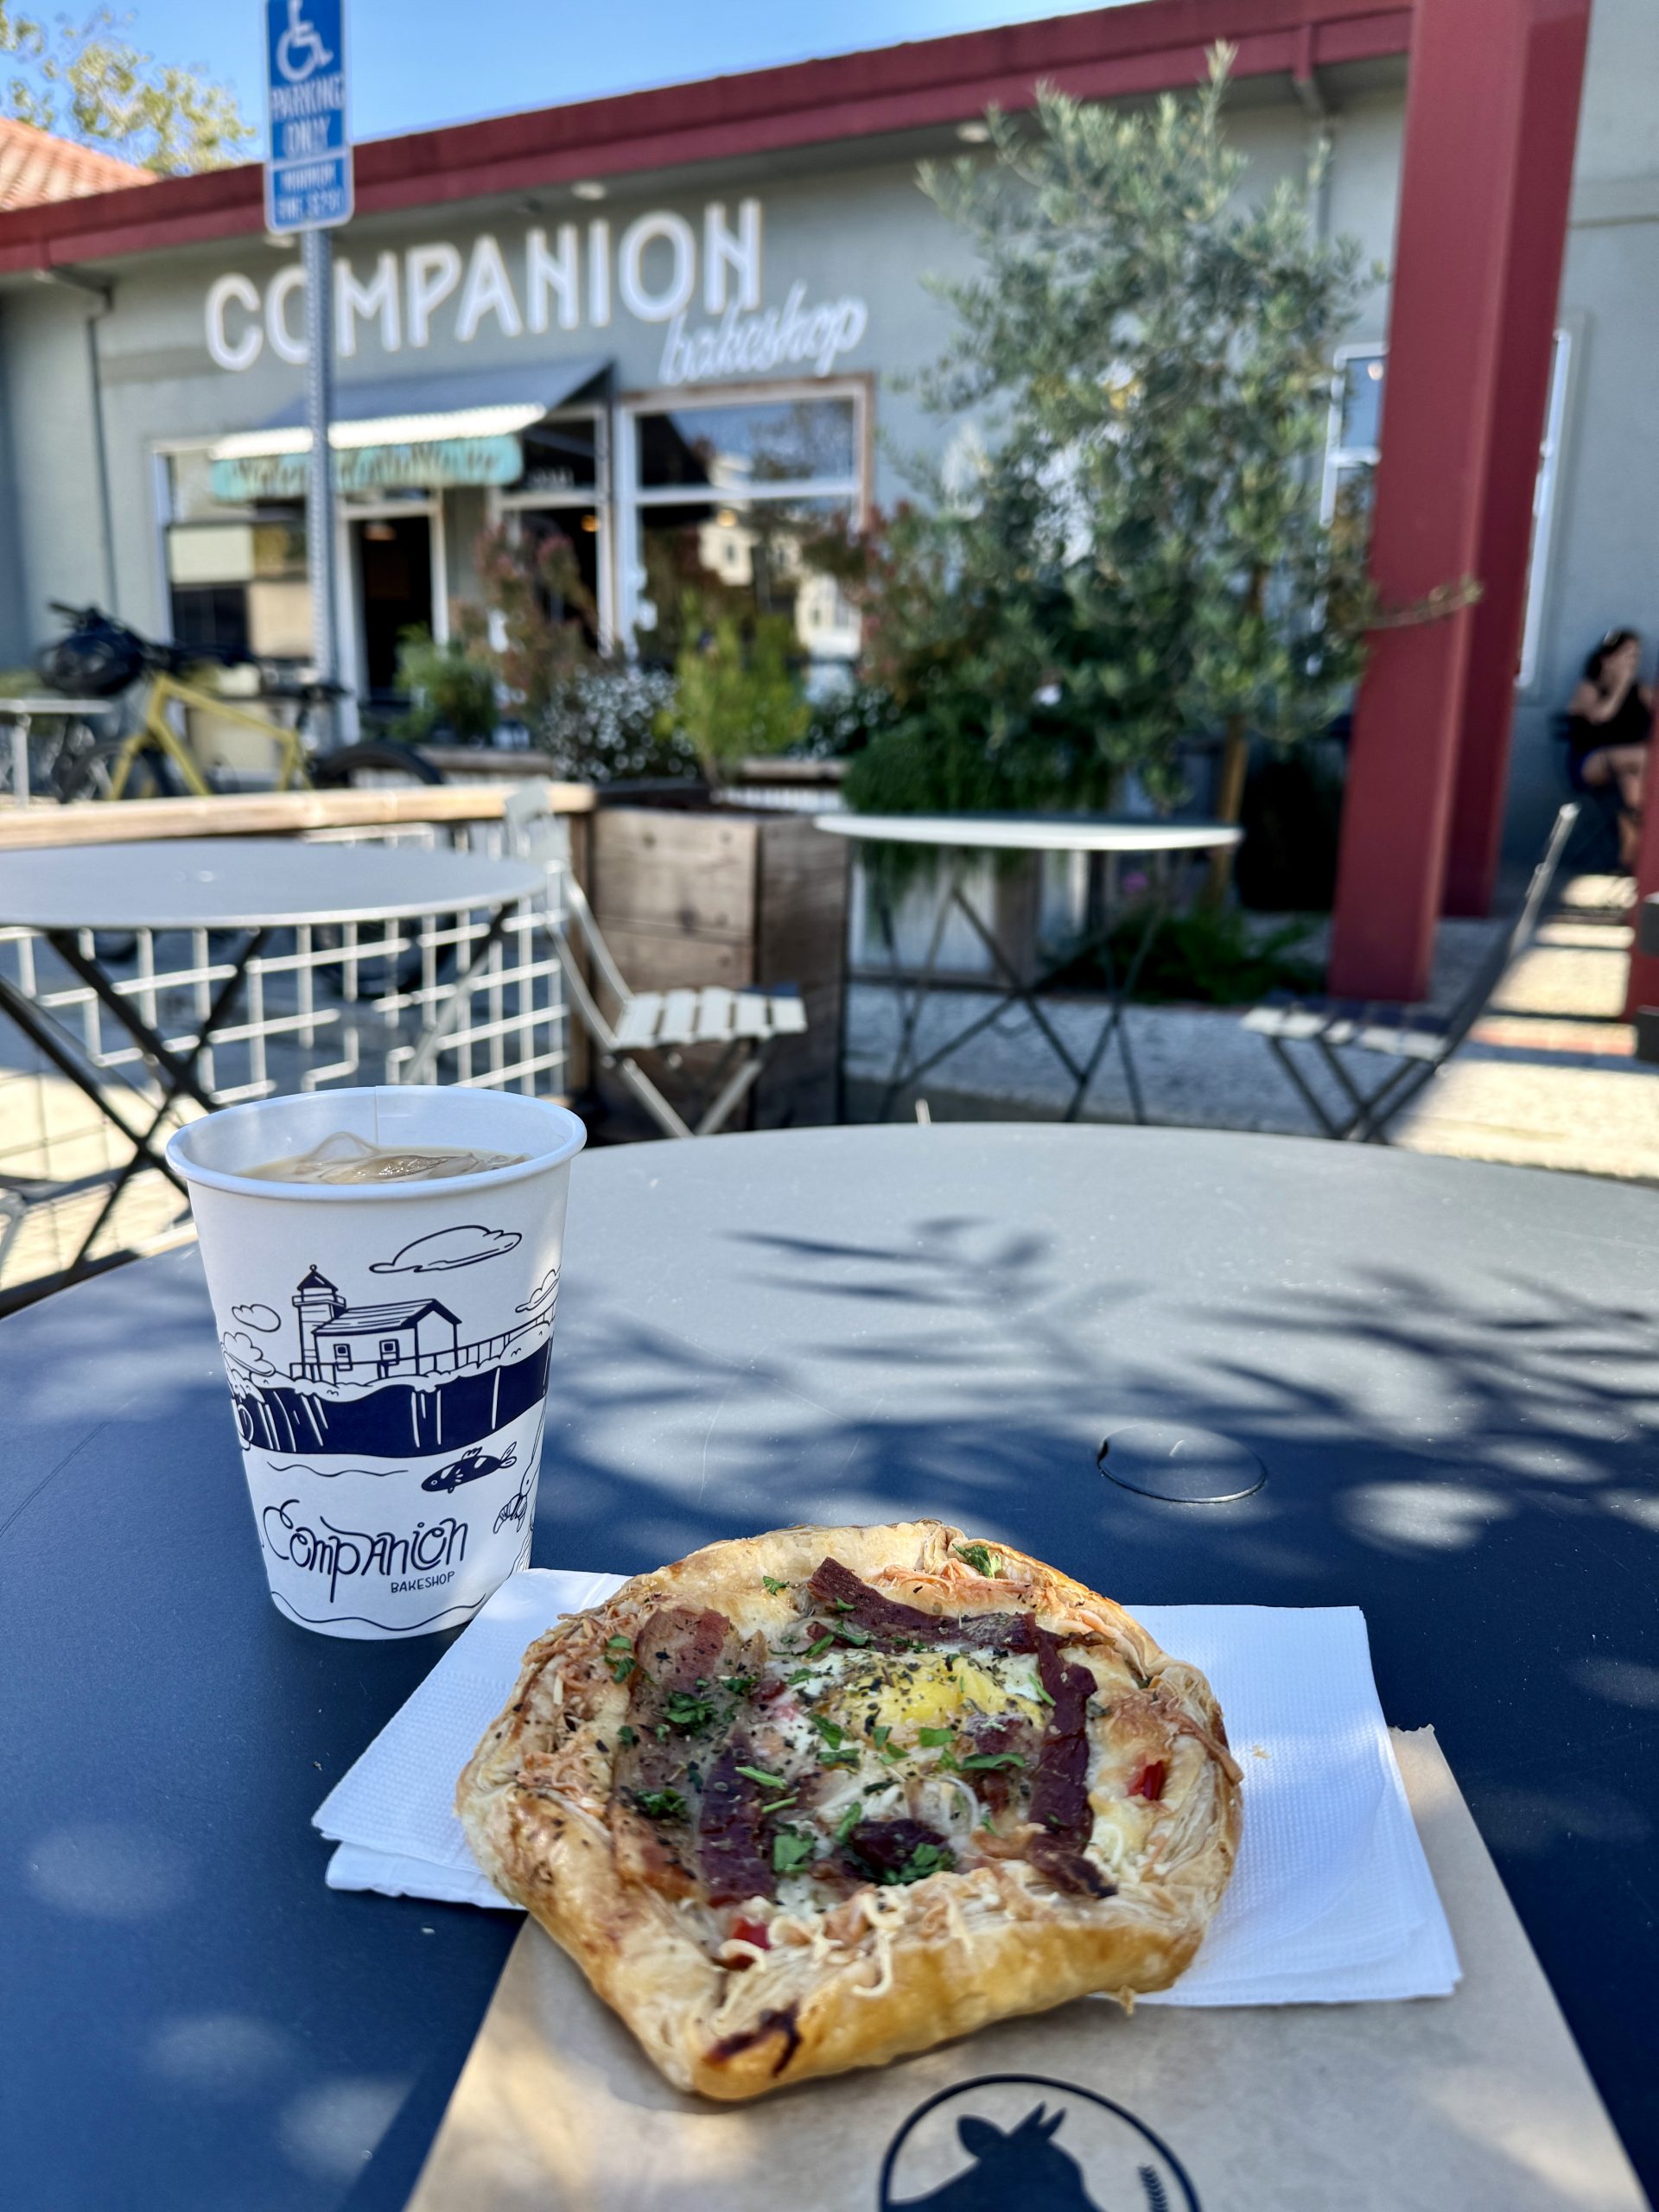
[1097,1421,1267,1503]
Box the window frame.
[491,404,614,652]
[1319,342,1385,527]
[1318,334,1573,692]
[614,374,871,654]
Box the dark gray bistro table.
[3,1125,1657,2210]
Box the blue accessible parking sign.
[264,0,353,234]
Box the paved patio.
[844,876,1659,1183]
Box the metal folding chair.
[1244,801,1580,1143]
[501,785,808,1140]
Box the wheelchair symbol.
[276,0,334,84]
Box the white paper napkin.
[314,1571,1459,2005]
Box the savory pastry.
[456,1520,1241,2100]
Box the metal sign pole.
[265,0,352,752]
[301,226,339,749]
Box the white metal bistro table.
[817,812,1243,1122]
[0,838,544,1285]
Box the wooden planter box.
[586,804,849,1129]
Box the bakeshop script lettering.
[260,1498,467,1602]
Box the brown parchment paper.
[404,1729,1649,2212]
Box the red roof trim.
[0,0,1410,275]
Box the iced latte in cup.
[167,1086,585,1638]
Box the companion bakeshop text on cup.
[167,1086,585,1639]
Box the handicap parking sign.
[264,0,352,233]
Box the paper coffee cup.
[167,1086,586,1640]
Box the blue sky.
[128,0,1123,153]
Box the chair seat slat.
[656,988,703,1046]
[611,994,665,1049]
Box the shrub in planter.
[809,53,1380,837]
[659,597,808,789]
[535,664,696,784]
[393,627,498,745]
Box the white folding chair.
[502,784,808,1140]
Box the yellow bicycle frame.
[103,669,312,799]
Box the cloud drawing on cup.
[515,1267,559,1313]
[232,1302,282,1332]
[221,1331,276,1377]
[369,1224,522,1274]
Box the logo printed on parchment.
[878,2076,1200,2212]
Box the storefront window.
[1320,334,1570,688]
[624,388,863,661]
[499,409,608,647]
[638,397,857,493]
[161,450,308,664]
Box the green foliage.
[798,675,900,760]
[392,629,497,746]
[535,664,696,785]
[0,5,254,172]
[1056,903,1323,1006]
[662,597,808,782]
[454,524,595,731]
[827,52,1376,819]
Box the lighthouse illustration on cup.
[168,1085,586,1638]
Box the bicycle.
[39,604,442,803]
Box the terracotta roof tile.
[0,116,156,210]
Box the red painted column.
[1441,1,1592,916]
[1327,0,1591,1001]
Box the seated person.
[1567,627,1653,872]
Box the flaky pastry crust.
[456,1520,1241,2100]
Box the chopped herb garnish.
[917,1726,954,1748]
[819,1747,860,1769]
[955,1542,1001,1578]
[1030,1682,1055,1707]
[804,1634,836,1661]
[808,1713,844,1749]
[831,1597,858,1613]
[836,1624,873,1647]
[761,1796,798,1815]
[663,1691,716,1732]
[721,1674,757,1697]
[762,1576,789,1596]
[878,1841,956,1886]
[606,1633,633,1648]
[772,1831,816,1876]
[616,1725,638,1750]
[785,1669,815,1687]
[654,1722,671,1740]
[835,1801,862,1844]
[979,1808,995,1831]
[603,1635,636,1683]
[958,1750,1027,1771]
[735,1764,789,1789]
[635,1789,686,1821]
[872,1725,891,1747]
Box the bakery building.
[0,0,1650,976]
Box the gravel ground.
[845,887,1659,1184]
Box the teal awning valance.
[206,357,610,503]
